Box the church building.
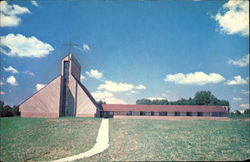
[20,54,101,118]
[19,53,228,118]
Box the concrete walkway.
[51,119,109,162]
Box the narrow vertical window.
[175,112,180,116]
[198,112,203,116]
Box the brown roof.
[102,104,228,113]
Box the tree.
[158,99,169,105]
[176,98,188,105]
[235,110,241,114]
[244,109,250,114]
[12,105,20,116]
[135,91,229,106]
[0,100,20,117]
[187,97,195,105]
[193,91,216,105]
[96,100,106,105]
[0,100,4,108]
[136,99,151,105]
[96,100,106,110]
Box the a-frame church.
[19,53,101,118]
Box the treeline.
[228,109,250,119]
[136,91,229,106]
[0,100,20,117]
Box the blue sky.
[0,0,249,111]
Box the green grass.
[1,117,250,161]
[84,119,250,161]
[0,117,101,161]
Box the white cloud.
[0,81,4,86]
[0,34,54,58]
[228,54,249,67]
[91,90,127,104]
[35,83,45,91]
[104,97,127,104]
[83,44,90,52]
[126,90,138,96]
[147,97,166,100]
[226,76,248,85]
[0,91,5,95]
[3,66,35,76]
[135,84,146,90]
[31,0,39,7]
[6,76,18,86]
[213,0,249,36]
[164,72,225,85]
[0,1,30,27]
[91,91,114,100]
[86,69,103,79]
[98,81,134,92]
[75,44,91,52]
[0,13,21,27]
[240,90,249,94]
[3,66,19,73]
[240,103,249,109]
[22,70,35,76]
[233,97,242,101]
[80,74,86,82]
[130,91,138,94]
[126,90,137,95]
[98,80,146,92]
[131,90,137,94]
[0,1,30,15]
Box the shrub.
[0,100,20,117]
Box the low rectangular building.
[101,104,228,118]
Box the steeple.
[61,53,81,82]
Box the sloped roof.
[102,104,228,113]
[74,76,102,111]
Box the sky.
[0,0,249,111]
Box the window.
[220,113,225,117]
[175,112,180,116]
[198,112,203,116]
[125,111,132,116]
[151,112,154,116]
[140,111,145,116]
[187,112,192,116]
[159,112,167,116]
[103,111,114,118]
[212,112,217,116]
[212,112,221,117]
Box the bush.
[244,109,250,114]
[227,112,250,119]
[0,100,20,117]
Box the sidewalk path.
[52,119,109,162]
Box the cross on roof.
[63,42,79,53]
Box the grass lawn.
[1,117,250,161]
[0,117,101,161]
[84,119,250,161]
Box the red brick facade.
[102,104,228,117]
